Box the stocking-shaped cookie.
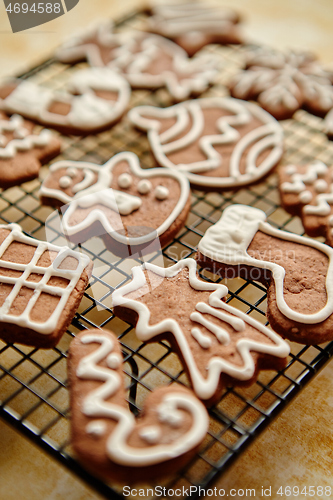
[68,329,208,482]
[0,68,130,135]
[39,151,190,256]
[279,161,333,247]
[112,259,289,405]
[56,21,218,102]
[0,112,60,188]
[147,1,243,56]
[197,204,333,345]
[0,223,92,347]
[128,97,283,189]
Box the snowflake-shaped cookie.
[230,47,333,120]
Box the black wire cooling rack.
[1,10,333,500]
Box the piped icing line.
[0,223,91,334]
[148,2,239,37]
[128,97,283,188]
[112,259,289,400]
[76,333,208,466]
[198,204,333,325]
[0,68,130,132]
[39,151,190,247]
[0,114,53,159]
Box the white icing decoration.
[118,173,132,189]
[55,21,218,102]
[59,176,72,189]
[148,2,239,39]
[298,190,313,204]
[39,152,190,247]
[128,97,283,188]
[72,169,95,194]
[86,420,107,437]
[76,333,208,466]
[67,167,78,178]
[112,259,290,401]
[191,327,212,349]
[198,204,333,325]
[0,114,52,159]
[282,162,333,217]
[0,68,130,133]
[315,179,328,193]
[139,426,161,444]
[0,223,90,335]
[328,215,333,226]
[107,352,122,369]
[137,179,152,194]
[155,185,169,200]
[285,165,297,176]
[157,400,183,428]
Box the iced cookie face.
[39,151,190,250]
[128,97,284,189]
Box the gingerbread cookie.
[147,1,243,56]
[229,48,333,120]
[197,204,333,345]
[0,223,92,348]
[56,22,217,102]
[0,68,130,135]
[113,259,289,405]
[0,112,61,188]
[128,97,284,189]
[68,328,208,482]
[39,151,191,255]
[279,162,333,246]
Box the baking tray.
[1,10,333,500]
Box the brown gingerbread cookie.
[229,47,333,120]
[56,21,217,102]
[279,161,333,246]
[0,223,92,348]
[0,112,60,188]
[128,97,284,189]
[68,328,209,483]
[146,1,243,56]
[112,259,289,406]
[0,68,130,135]
[197,204,333,345]
[39,152,191,257]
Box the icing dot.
[107,353,122,369]
[298,190,312,204]
[158,402,183,428]
[328,215,333,227]
[118,173,132,189]
[59,175,72,189]
[285,165,297,176]
[314,179,328,193]
[137,179,152,194]
[139,426,161,444]
[155,185,169,200]
[67,167,78,178]
[86,420,107,437]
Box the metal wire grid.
[1,10,333,500]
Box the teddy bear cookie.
[197,204,333,345]
[0,223,92,348]
[147,1,243,56]
[56,21,217,102]
[279,161,333,247]
[0,68,130,135]
[128,97,284,189]
[68,328,209,482]
[229,47,333,121]
[39,151,191,256]
[112,259,289,406]
[0,112,61,188]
